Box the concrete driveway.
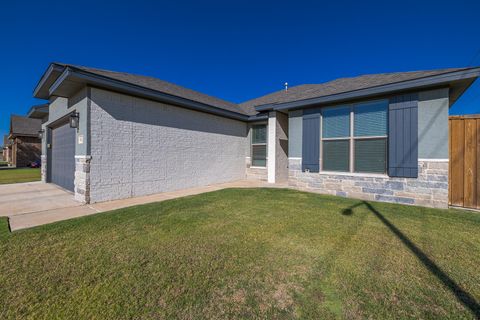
[0,182,82,217]
[0,182,99,231]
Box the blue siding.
[302,109,320,172]
[388,93,418,178]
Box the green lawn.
[0,168,40,184]
[1,189,479,319]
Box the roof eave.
[26,104,49,119]
[33,63,65,99]
[9,133,39,138]
[247,114,268,121]
[255,68,480,112]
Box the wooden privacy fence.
[449,115,480,209]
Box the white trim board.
[418,158,449,162]
[267,112,276,183]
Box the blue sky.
[1,0,480,139]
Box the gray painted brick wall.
[88,88,247,203]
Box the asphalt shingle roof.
[10,116,42,137]
[239,68,470,114]
[55,64,472,116]
[59,64,250,116]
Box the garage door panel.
[51,123,75,192]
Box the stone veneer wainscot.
[288,158,448,208]
[74,155,91,203]
[40,155,47,183]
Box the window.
[353,101,387,173]
[251,124,267,167]
[322,107,350,171]
[321,100,388,174]
[354,139,386,173]
[323,140,349,171]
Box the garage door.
[51,122,76,192]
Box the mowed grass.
[1,189,479,319]
[0,168,40,184]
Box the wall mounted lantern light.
[38,129,44,139]
[69,112,80,129]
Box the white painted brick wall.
[89,88,247,203]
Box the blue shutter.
[388,93,418,178]
[302,109,320,172]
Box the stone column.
[41,155,47,182]
[74,155,91,203]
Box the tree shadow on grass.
[342,201,480,318]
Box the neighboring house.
[2,135,11,162]
[3,104,49,166]
[8,115,42,167]
[33,63,480,208]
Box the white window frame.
[320,99,388,174]
[251,123,268,168]
[320,105,351,172]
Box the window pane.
[323,140,349,171]
[252,125,267,144]
[354,139,386,173]
[322,107,350,138]
[252,145,267,167]
[354,101,387,137]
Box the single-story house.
[7,115,43,167]
[33,63,480,207]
